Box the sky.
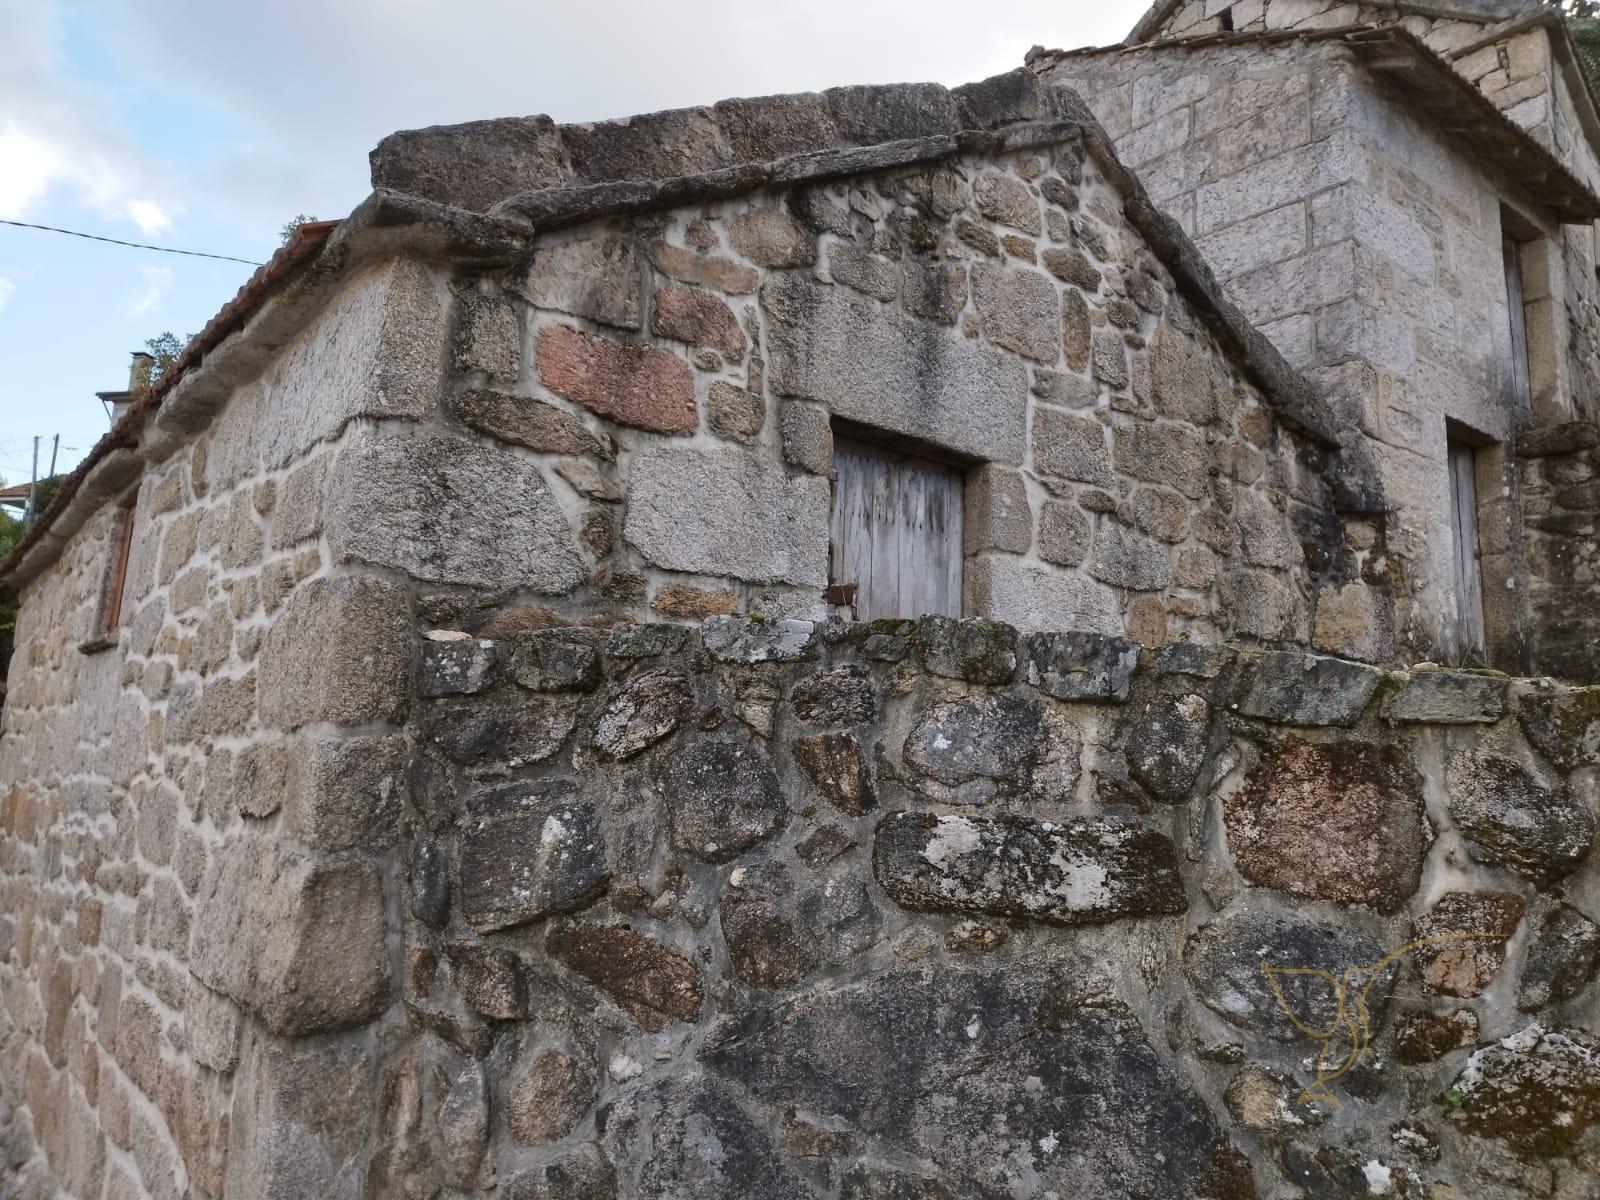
[0,0,1145,484]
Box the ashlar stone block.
[624,446,829,586]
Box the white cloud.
[0,123,64,219]
[3,0,1146,249]
[129,264,172,315]
[0,0,184,235]
[65,0,1144,239]
[0,276,16,314]
[125,198,173,237]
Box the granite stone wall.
[412,133,1339,650]
[4,65,1595,1198]
[0,256,448,1199]
[377,614,1598,1199]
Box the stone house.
[0,16,1598,1200]
[1036,0,1600,675]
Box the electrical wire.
[1,219,264,266]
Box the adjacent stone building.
[1036,0,1600,673]
[0,11,1598,1200]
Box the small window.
[1502,230,1532,415]
[81,500,137,654]
[1446,439,1485,663]
[828,439,963,622]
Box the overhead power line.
[1,219,264,266]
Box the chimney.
[128,351,155,393]
[97,351,156,426]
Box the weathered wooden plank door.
[1447,441,1485,661]
[1503,232,1531,416]
[829,441,963,622]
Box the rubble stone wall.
[1044,30,1595,671]
[0,256,449,1199]
[384,614,1600,1199]
[404,133,1338,650]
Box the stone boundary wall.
[371,614,1599,1200]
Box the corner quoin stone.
[326,425,586,593]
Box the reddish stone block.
[536,325,696,434]
[652,286,747,359]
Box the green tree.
[142,331,192,389]
[280,213,319,245]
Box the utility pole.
[47,434,59,482]
[22,436,39,526]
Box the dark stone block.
[1519,904,1600,1010]
[874,811,1185,925]
[409,840,451,926]
[704,965,1236,1198]
[1452,1026,1600,1156]
[370,115,569,211]
[1126,693,1211,803]
[660,739,787,862]
[503,1144,616,1200]
[593,672,693,760]
[1383,668,1506,724]
[444,942,525,1020]
[1517,685,1600,770]
[419,634,496,697]
[422,700,576,774]
[602,623,690,659]
[601,1076,811,1199]
[1023,630,1139,701]
[951,70,1052,129]
[822,82,961,145]
[902,692,1078,805]
[1394,1008,1478,1064]
[1184,910,1394,1042]
[460,781,608,932]
[712,92,837,161]
[792,733,876,815]
[913,615,1019,684]
[1446,750,1594,885]
[545,920,703,1031]
[719,867,818,989]
[508,629,604,693]
[1224,650,1383,726]
[790,664,877,724]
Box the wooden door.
[1447,441,1485,661]
[829,441,963,622]
[1503,232,1531,415]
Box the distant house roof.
[0,483,30,508]
[3,70,1343,587]
[1027,23,1600,224]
